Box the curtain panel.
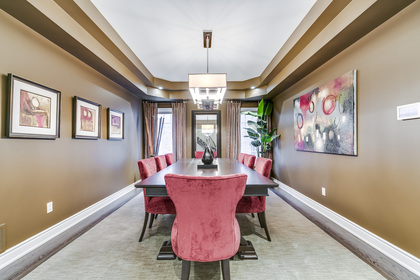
[143,102,158,158]
[171,101,187,160]
[226,100,241,159]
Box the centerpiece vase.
[201,145,214,164]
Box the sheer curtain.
[143,101,158,158]
[171,101,187,160]
[226,100,241,159]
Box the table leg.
[157,240,176,260]
[237,236,258,260]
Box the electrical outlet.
[47,201,53,213]
[322,187,326,196]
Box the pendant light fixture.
[189,31,227,110]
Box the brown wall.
[0,11,143,251]
[272,2,420,258]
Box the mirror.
[192,110,221,158]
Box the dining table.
[135,158,279,260]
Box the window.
[157,108,173,155]
[192,111,221,158]
[240,107,258,157]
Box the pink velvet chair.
[236,157,272,241]
[243,154,256,169]
[137,158,176,242]
[195,150,217,159]
[238,153,246,164]
[165,173,247,280]
[165,153,175,166]
[194,151,203,159]
[155,155,168,171]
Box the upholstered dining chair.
[243,154,256,169]
[165,153,175,166]
[165,173,247,280]
[155,155,168,171]
[195,150,217,159]
[137,158,175,242]
[194,151,203,159]
[238,153,246,164]
[236,157,272,241]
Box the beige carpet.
[23,190,385,280]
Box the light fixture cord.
[206,35,209,74]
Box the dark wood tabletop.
[135,158,278,197]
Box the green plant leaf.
[257,119,267,127]
[268,134,280,142]
[251,139,261,147]
[268,128,277,137]
[244,127,258,134]
[257,100,264,117]
[264,101,273,116]
[241,111,258,117]
[257,127,268,135]
[247,120,260,130]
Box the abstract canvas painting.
[293,70,357,155]
[8,74,61,139]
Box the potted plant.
[243,99,280,158]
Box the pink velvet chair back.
[243,154,256,169]
[165,173,247,262]
[255,157,272,178]
[155,155,167,171]
[165,153,175,166]
[195,150,217,159]
[138,157,157,180]
[238,153,246,164]
[137,157,158,211]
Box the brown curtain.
[226,100,241,159]
[143,101,158,158]
[171,101,187,160]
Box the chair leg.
[256,214,263,227]
[221,259,230,280]
[181,260,191,280]
[155,214,158,219]
[149,214,155,228]
[257,211,271,241]
[139,212,149,242]
[251,213,255,218]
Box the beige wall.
[0,11,143,251]
[272,2,420,258]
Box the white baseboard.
[0,182,141,280]
[272,179,420,280]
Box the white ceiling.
[91,0,316,83]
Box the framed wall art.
[107,108,124,140]
[73,96,101,139]
[293,70,357,156]
[7,74,61,139]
